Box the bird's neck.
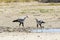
[24,16,27,20]
[36,19,38,21]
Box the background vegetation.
[0,0,37,2]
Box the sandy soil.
[0,32,60,40]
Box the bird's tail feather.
[42,21,45,23]
[12,20,19,22]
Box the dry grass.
[0,2,60,31]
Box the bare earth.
[0,2,60,40]
[0,32,60,40]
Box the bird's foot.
[40,26,44,29]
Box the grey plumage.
[13,16,28,27]
[35,18,45,28]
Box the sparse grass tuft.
[20,11,26,14]
[39,9,54,13]
[40,9,48,13]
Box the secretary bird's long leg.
[37,24,38,28]
[22,22,24,27]
[19,22,21,27]
[39,24,42,28]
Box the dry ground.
[0,32,60,40]
[0,2,60,40]
[0,2,60,28]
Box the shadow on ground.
[0,26,39,33]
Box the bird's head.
[35,18,38,21]
[26,15,29,18]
